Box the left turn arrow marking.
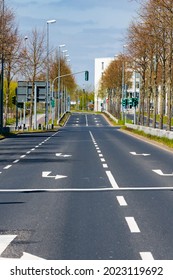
[42,171,67,180]
[152,169,173,176]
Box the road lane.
[0,113,173,260]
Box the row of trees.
[100,0,173,130]
[0,1,76,128]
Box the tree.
[101,57,123,119]
[50,51,76,117]
[127,0,173,130]
[20,27,46,128]
[0,1,21,125]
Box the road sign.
[17,81,49,103]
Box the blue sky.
[8,0,140,88]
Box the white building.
[94,57,114,111]
[94,57,141,112]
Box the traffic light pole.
[52,70,89,124]
[133,70,137,125]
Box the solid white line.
[140,252,154,260]
[125,217,140,233]
[0,188,115,193]
[116,196,128,206]
[13,159,19,164]
[0,235,17,255]
[106,170,119,189]
[3,165,12,170]
[0,186,173,193]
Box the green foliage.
[122,126,173,148]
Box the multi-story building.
[94,57,114,111]
[94,57,140,112]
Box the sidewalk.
[24,113,45,127]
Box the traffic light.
[85,71,89,81]
[51,99,55,108]
[129,98,133,107]
[122,98,127,108]
[17,102,24,109]
[12,96,16,105]
[133,97,138,107]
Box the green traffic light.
[85,71,89,81]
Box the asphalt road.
[0,113,173,260]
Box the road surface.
[0,113,173,260]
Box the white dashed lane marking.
[125,217,141,233]
[106,170,119,189]
[116,196,128,206]
[13,159,19,164]
[20,155,26,158]
[140,252,154,260]
[3,165,12,170]
[0,131,58,175]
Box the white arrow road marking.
[42,171,67,180]
[21,252,45,260]
[0,235,17,255]
[0,235,45,260]
[56,153,72,158]
[130,152,150,156]
[152,169,173,176]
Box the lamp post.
[23,35,28,129]
[63,54,70,113]
[57,45,66,123]
[45,19,56,128]
[122,44,128,122]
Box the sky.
[8,0,140,89]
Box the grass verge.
[121,126,173,149]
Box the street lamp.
[45,19,56,128]
[63,54,70,113]
[23,35,28,129]
[61,50,68,115]
[122,44,128,122]
[57,44,66,123]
